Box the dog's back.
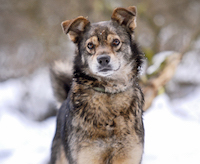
[51,6,144,164]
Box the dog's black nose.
[97,55,110,66]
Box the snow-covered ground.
[0,68,56,164]
[143,93,200,164]
[0,68,200,164]
[0,110,55,164]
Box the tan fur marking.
[107,34,114,43]
[76,138,143,164]
[128,17,137,31]
[55,145,68,164]
[112,144,143,164]
[77,146,104,164]
[86,36,99,54]
[68,31,77,43]
[95,47,112,56]
[107,34,122,50]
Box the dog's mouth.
[88,56,121,77]
[96,64,121,77]
[98,66,112,72]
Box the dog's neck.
[73,71,135,94]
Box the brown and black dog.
[50,6,145,164]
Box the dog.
[50,6,144,164]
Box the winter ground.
[143,93,200,164]
[0,70,200,164]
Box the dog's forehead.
[85,20,129,42]
[89,21,117,37]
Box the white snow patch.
[143,93,200,164]
[171,86,200,122]
[0,68,56,164]
[0,108,56,164]
[0,67,55,121]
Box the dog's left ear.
[111,6,137,32]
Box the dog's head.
[61,6,142,81]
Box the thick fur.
[51,6,144,164]
[50,60,73,108]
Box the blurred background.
[0,0,200,163]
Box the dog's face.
[81,21,134,78]
[62,6,139,80]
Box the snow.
[0,68,56,164]
[171,86,200,122]
[0,67,55,121]
[0,68,200,164]
[0,108,56,164]
[143,94,200,164]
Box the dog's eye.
[112,39,120,47]
[87,42,95,50]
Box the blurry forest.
[1,0,200,120]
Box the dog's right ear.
[61,16,90,43]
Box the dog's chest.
[71,87,136,138]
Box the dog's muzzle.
[97,55,112,72]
